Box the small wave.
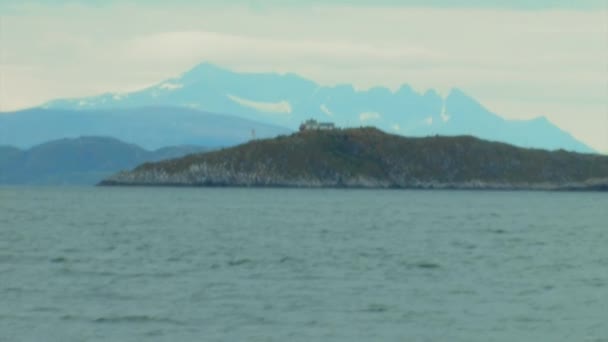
[59,268,117,277]
[279,256,302,264]
[166,256,183,262]
[144,329,165,337]
[448,288,477,295]
[30,306,60,313]
[582,278,606,288]
[399,260,442,270]
[50,257,68,263]
[227,258,252,267]
[363,304,390,313]
[414,261,441,269]
[512,315,549,323]
[2,287,44,294]
[61,248,81,254]
[126,271,177,279]
[59,267,177,279]
[93,315,184,326]
[451,241,476,250]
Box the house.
[299,119,336,132]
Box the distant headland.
[99,127,608,191]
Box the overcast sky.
[1,0,607,152]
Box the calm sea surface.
[1,186,607,341]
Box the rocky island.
[99,128,608,191]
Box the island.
[99,127,608,191]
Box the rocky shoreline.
[100,173,608,191]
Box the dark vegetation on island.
[100,128,608,191]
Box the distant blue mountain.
[42,62,593,152]
[0,136,210,185]
[0,106,290,149]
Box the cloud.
[2,0,605,11]
[123,30,437,70]
[424,117,434,125]
[227,94,292,115]
[360,112,381,122]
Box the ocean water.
[1,186,607,342]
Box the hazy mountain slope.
[0,146,22,161]
[0,106,290,149]
[101,128,608,190]
[44,62,594,153]
[421,90,593,152]
[0,146,22,173]
[0,136,210,185]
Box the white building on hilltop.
[299,119,336,132]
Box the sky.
[1,0,607,152]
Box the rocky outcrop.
[99,128,608,191]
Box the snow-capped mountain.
[43,62,593,152]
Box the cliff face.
[100,128,608,190]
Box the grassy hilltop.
[101,128,608,190]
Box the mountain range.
[0,106,289,149]
[40,62,593,153]
[0,136,209,185]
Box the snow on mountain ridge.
[41,62,595,153]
